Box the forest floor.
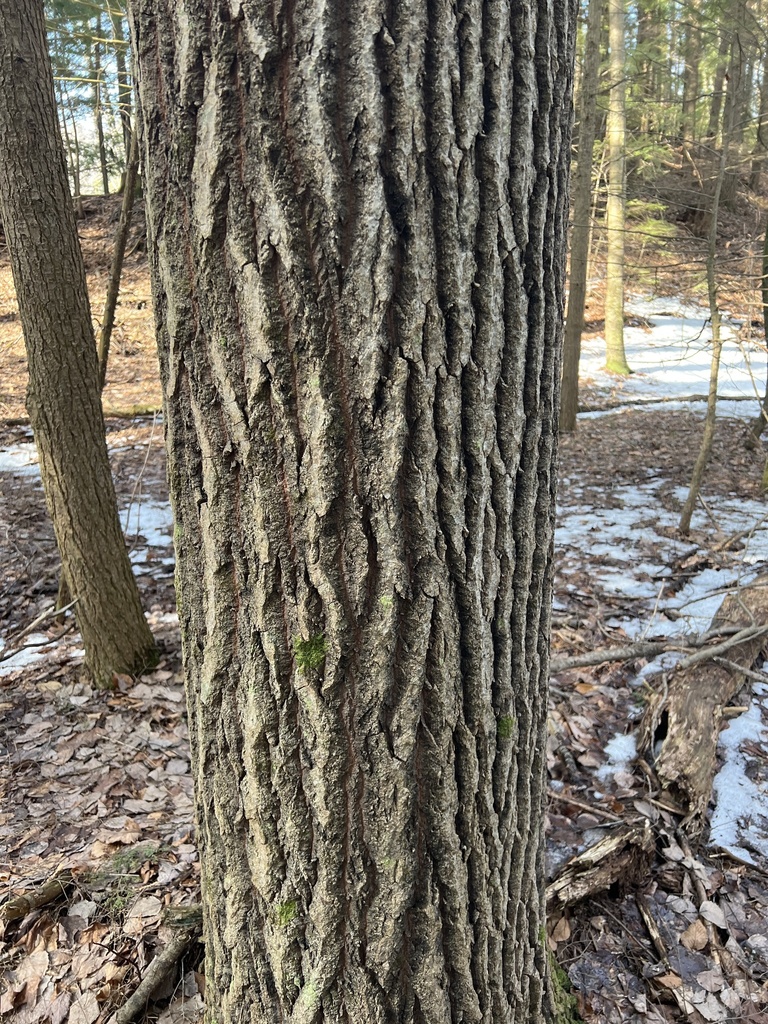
[3,199,768,1022]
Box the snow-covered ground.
[568,295,768,865]
[581,295,767,420]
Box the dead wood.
[550,623,765,674]
[112,921,201,1024]
[0,872,73,922]
[546,820,654,912]
[548,788,622,822]
[551,639,678,672]
[638,581,768,834]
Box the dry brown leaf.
[552,916,571,942]
[680,919,708,951]
[656,973,683,990]
[696,967,725,993]
[576,752,602,768]
[699,900,727,930]
[68,992,99,1024]
[696,992,729,1022]
[16,950,48,1006]
[123,895,163,935]
[720,987,741,1012]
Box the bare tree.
[562,0,603,431]
[604,0,631,375]
[0,0,156,685]
[129,0,574,1019]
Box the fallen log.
[638,580,768,835]
[0,872,73,922]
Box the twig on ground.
[548,789,622,822]
[0,873,73,922]
[551,623,768,674]
[112,925,200,1024]
[0,600,78,663]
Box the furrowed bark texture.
[130,1,573,1021]
[0,0,156,686]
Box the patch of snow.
[121,500,174,548]
[579,296,767,420]
[596,732,638,781]
[0,633,51,676]
[0,444,40,479]
[556,475,768,639]
[710,702,768,865]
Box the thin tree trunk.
[92,13,109,196]
[746,215,768,444]
[561,0,603,431]
[679,58,734,535]
[57,122,141,615]
[57,77,84,218]
[0,0,157,686]
[129,0,574,1020]
[604,0,631,375]
[681,9,701,151]
[98,125,139,390]
[706,31,730,142]
[109,5,133,187]
[749,57,768,189]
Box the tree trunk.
[750,54,768,189]
[109,4,133,181]
[561,0,603,431]
[129,0,574,1020]
[98,125,140,390]
[0,0,157,686]
[746,214,768,444]
[91,13,110,196]
[705,31,730,142]
[680,8,701,150]
[604,0,631,375]
[679,59,734,535]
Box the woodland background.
[3,0,768,1022]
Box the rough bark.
[129,0,574,1021]
[561,0,602,432]
[604,0,630,376]
[0,0,157,686]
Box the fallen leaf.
[661,838,686,862]
[699,900,727,930]
[680,919,708,951]
[123,895,163,935]
[49,991,71,1024]
[69,992,99,1024]
[552,916,571,942]
[697,967,725,992]
[696,992,729,1022]
[720,986,741,1012]
[657,973,683,990]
